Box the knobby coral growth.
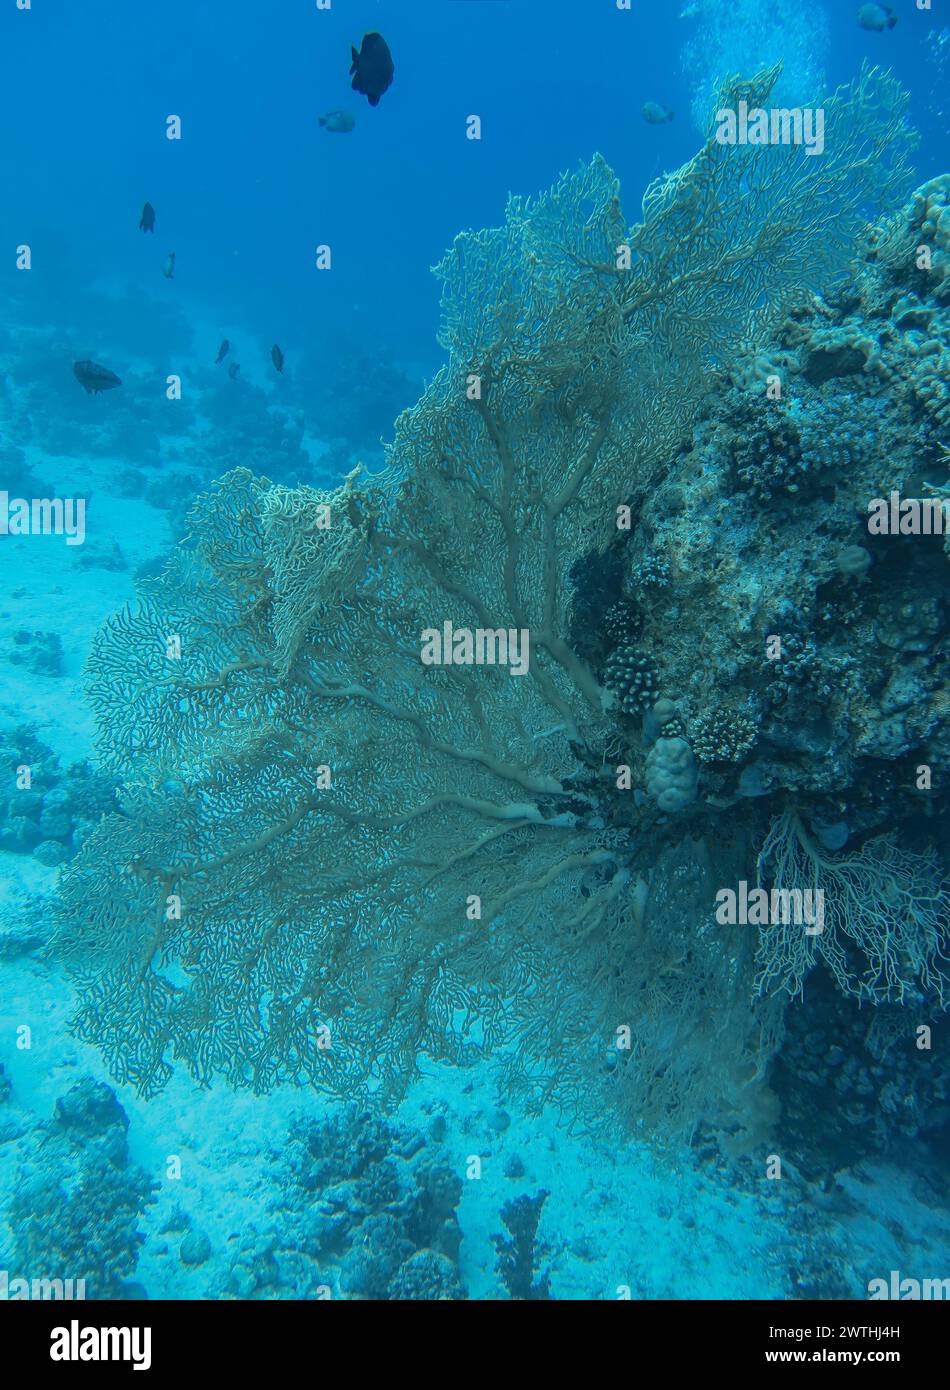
[54,67,918,1136]
[492,1190,551,1300]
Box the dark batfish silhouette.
[216,339,230,364]
[228,362,240,380]
[139,201,156,232]
[73,360,122,395]
[271,344,284,374]
[350,32,394,107]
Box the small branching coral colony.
[54,64,950,1144]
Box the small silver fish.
[318,109,356,134]
[163,252,176,279]
[228,362,240,381]
[642,101,674,125]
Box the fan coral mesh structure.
[54,67,918,1132]
[754,812,950,1007]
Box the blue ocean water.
[0,0,949,1317]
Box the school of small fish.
[77,34,396,398]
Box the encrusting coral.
[53,65,939,1144]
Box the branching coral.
[689,709,758,764]
[54,68,917,1134]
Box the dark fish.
[228,362,240,380]
[163,252,176,279]
[350,32,394,108]
[318,109,356,134]
[858,3,897,31]
[73,360,122,395]
[642,102,675,125]
[215,339,230,365]
[271,344,284,374]
[139,201,156,232]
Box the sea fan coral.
[54,67,918,1136]
[754,811,950,1006]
